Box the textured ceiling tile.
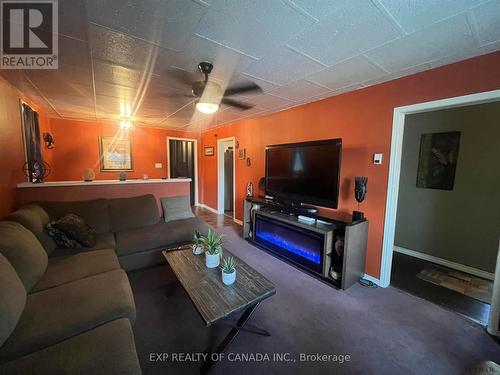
[86,0,207,51]
[243,47,325,86]
[89,25,178,72]
[270,79,331,101]
[365,14,479,73]
[95,95,125,115]
[286,0,350,21]
[472,0,500,46]
[167,102,198,120]
[58,36,91,70]
[377,0,486,34]
[245,93,292,110]
[94,82,137,101]
[59,0,89,40]
[306,55,387,90]
[50,96,95,114]
[93,60,143,88]
[195,0,313,58]
[287,0,401,66]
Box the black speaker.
[352,211,364,221]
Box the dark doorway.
[224,147,234,213]
[168,139,196,205]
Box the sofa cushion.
[0,269,136,363]
[109,194,160,232]
[115,217,210,256]
[0,319,141,375]
[39,199,110,234]
[0,222,48,292]
[49,232,116,257]
[0,254,27,347]
[161,195,195,222]
[3,205,56,255]
[32,249,121,292]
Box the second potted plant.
[201,229,223,268]
[221,256,236,285]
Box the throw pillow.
[45,222,82,249]
[161,196,195,222]
[54,213,97,247]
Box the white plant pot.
[205,252,220,268]
[222,270,236,285]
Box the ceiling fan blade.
[223,82,262,96]
[221,98,254,110]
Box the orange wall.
[0,76,50,217]
[200,51,500,279]
[48,118,200,183]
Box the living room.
[1,1,500,374]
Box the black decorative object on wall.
[353,176,368,221]
[43,132,55,149]
[22,160,51,183]
[416,131,461,190]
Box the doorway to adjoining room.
[167,137,198,206]
[217,138,235,220]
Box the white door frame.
[166,136,199,206]
[217,137,236,216]
[379,88,500,287]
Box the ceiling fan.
[172,62,262,114]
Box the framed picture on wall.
[99,137,133,171]
[204,146,214,156]
[416,131,461,190]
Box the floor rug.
[129,226,500,374]
[417,264,492,304]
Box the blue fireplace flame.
[255,231,321,264]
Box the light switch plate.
[155,163,162,168]
[374,153,383,165]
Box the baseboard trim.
[362,274,383,287]
[195,204,219,214]
[233,218,243,226]
[394,246,494,281]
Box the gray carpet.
[128,226,500,374]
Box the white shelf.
[17,178,191,188]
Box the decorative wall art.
[204,146,214,156]
[99,137,133,171]
[416,131,461,190]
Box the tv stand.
[243,197,368,290]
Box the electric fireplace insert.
[253,211,333,277]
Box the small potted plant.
[201,229,223,268]
[220,256,236,285]
[192,230,204,255]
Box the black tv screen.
[265,139,342,209]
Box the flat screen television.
[265,139,342,209]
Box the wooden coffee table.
[162,245,276,374]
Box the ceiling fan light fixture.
[196,101,219,114]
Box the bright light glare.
[196,102,219,114]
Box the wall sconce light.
[43,132,55,149]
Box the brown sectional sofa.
[0,194,210,374]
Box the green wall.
[395,101,500,273]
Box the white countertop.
[17,178,191,188]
